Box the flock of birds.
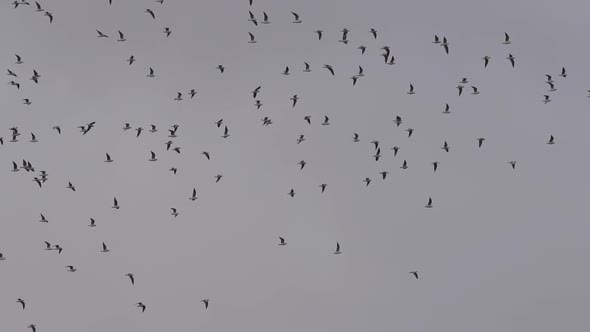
[1,0,579,331]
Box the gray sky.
[1,0,590,331]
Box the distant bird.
[261,12,270,24]
[370,28,378,39]
[216,65,225,73]
[125,273,135,285]
[202,151,210,160]
[28,324,36,332]
[410,271,419,279]
[323,64,335,76]
[298,160,307,170]
[387,55,396,65]
[96,30,108,38]
[201,299,209,309]
[127,55,136,65]
[471,86,480,95]
[319,183,327,193]
[288,189,295,197]
[17,298,25,310]
[391,146,399,157]
[379,171,389,179]
[44,241,52,250]
[145,9,155,19]
[149,125,157,133]
[393,116,402,127]
[248,32,257,43]
[353,133,360,142]
[559,67,567,78]
[357,45,366,54]
[15,54,23,64]
[101,242,110,253]
[39,213,48,223]
[443,103,450,114]
[400,160,408,169]
[171,208,179,217]
[425,197,433,208]
[357,66,364,77]
[296,135,305,144]
[248,11,258,26]
[23,99,32,105]
[303,62,311,72]
[334,242,341,254]
[503,32,511,44]
[44,11,53,23]
[117,30,126,42]
[34,1,43,11]
[483,56,491,68]
[363,177,372,186]
[7,69,17,77]
[215,175,223,183]
[282,66,290,75]
[67,182,76,191]
[508,161,517,169]
[459,78,468,84]
[66,265,77,272]
[278,237,287,246]
[442,141,450,152]
[291,12,302,23]
[147,67,155,77]
[136,127,143,137]
[322,116,330,126]
[545,74,554,83]
[221,126,230,138]
[507,53,515,67]
[441,37,449,54]
[547,82,557,91]
[0,253,5,261]
[476,138,486,148]
[291,95,299,107]
[9,81,20,89]
[251,86,261,98]
[407,84,415,95]
[543,95,551,104]
[457,85,464,96]
[190,188,198,201]
[112,197,120,209]
[547,135,555,145]
[169,167,178,174]
[149,151,157,161]
[136,302,146,312]
[373,148,382,161]
[89,218,96,227]
[105,153,113,162]
[304,115,311,125]
[163,27,171,37]
[314,30,323,40]
[433,35,440,44]
[432,161,439,172]
[174,92,183,101]
[406,128,414,138]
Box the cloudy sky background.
[1,0,590,331]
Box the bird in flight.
[190,188,198,201]
[163,27,171,37]
[136,302,147,312]
[101,242,110,253]
[291,12,302,23]
[96,30,108,38]
[125,273,135,285]
[477,138,485,148]
[117,30,126,42]
[334,242,341,254]
[201,299,210,309]
[261,12,270,24]
[559,67,567,78]
[314,30,323,40]
[248,11,257,26]
[482,56,491,68]
[407,84,415,95]
[319,184,327,193]
[112,197,120,209]
[503,32,511,44]
[441,37,449,54]
[288,189,295,197]
[145,9,155,19]
[507,53,516,68]
[28,324,36,332]
[425,197,433,208]
[66,265,77,272]
[547,135,555,145]
[248,32,257,44]
[278,237,287,246]
[370,28,378,39]
[17,298,25,310]
[410,271,419,279]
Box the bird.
[441,37,449,54]
[67,182,76,191]
[410,271,419,279]
[145,8,155,19]
[147,67,155,77]
[101,242,110,253]
[304,116,311,125]
[407,84,415,95]
[432,162,439,172]
[400,160,408,169]
[543,95,551,104]
[163,27,171,37]
[353,133,360,142]
[298,160,307,170]
[216,65,225,73]
[471,86,480,95]
[149,125,158,133]
[314,30,323,40]
[136,302,147,312]
[17,298,25,310]
[503,32,511,44]
[202,151,210,160]
[508,161,517,169]
[278,237,287,246]
[171,208,179,217]
[323,64,335,76]
[201,299,209,309]
[7,69,17,77]
[373,148,382,161]
[96,30,109,38]
[221,126,230,138]
[334,242,341,254]
[296,134,305,144]
[44,241,52,250]
[442,141,450,152]
[117,30,126,42]
[291,12,302,23]
[357,45,366,54]
[391,146,400,157]
[363,177,372,186]
[9,81,20,89]
[190,188,198,201]
[303,62,311,72]
[15,54,23,64]
[319,184,327,193]
[406,128,414,138]
[471,137,485,150]
[39,213,48,223]
[425,197,433,208]
[282,66,290,75]
[149,151,157,161]
[370,28,378,39]
[105,153,113,162]
[248,32,257,43]
[547,135,555,145]
[559,67,567,78]
[127,55,136,65]
[34,1,42,11]
[174,92,183,101]
[288,189,295,197]
[433,35,440,44]
[357,66,365,77]
[379,171,389,179]
[28,324,36,332]
[135,127,143,137]
[125,273,135,285]
[29,133,37,142]
[321,116,330,126]
[387,55,396,65]
[261,12,270,24]
[291,95,299,107]
[248,11,258,26]
[443,103,450,114]
[89,218,96,227]
[44,11,53,23]
[547,82,557,91]
[393,116,402,127]
[112,197,120,209]
[215,175,223,183]
[0,253,5,261]
[507,53,516,67]
[251,86,261,98]
[66,265,77,272]
[169,168,178,174]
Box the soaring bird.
[35,1,43,11]
[391,146,400,157]
[15,54,23,64]
[248,11,257,26]
[147,67,155,77]
[303,62,311,72]
[503,32,511,44]
[296,134,305,144]
[379,171,389,179]
[282,66,290,75]
[323,64,335,76]
[261,12,270,24]
[400,160,408,169]
[441,37,449,54]
[559,67,567,78]
[547,135,555,145]
[507,53,515,67]
[410,271,419,279]
[163,27,171,37]
[477,138,485,148]
[547,82,557,91]
[288,189,295,197]
[136,302,147,312]
[433,35,440,44]
[425,197,433,208]
[105,153,113,162]
[370,28,378,39]
[322,116,330,126]
[406,128,414,138]
[290,94,299,107]
[442,141,450,152]
[96,30,109,38]
[363,177,372,186]
[202,151,210,160]
[304,115,311,125]
[334,242,341,254]
[278,237,287,246]
[352,133,360,142]
[407,84,415,95]
[66,265,77,272]
[248,32,257,43]
[202,299,210,309]
[443,103,450,114]
[221,126,230,138]
[171,208,179,217]
[125,273,135,285]
[357,45,366,54]
[112,197,120,209]
[0,253,5,261]
[117,30,126,42]
[127,55,136,65]
[101,242,110,253]
[145,8,155,19]
[216,65,225,73]
[39,213,48,223]
[190,188,198,201]
[543,95,551,104]
[298,160,307,170]
[291,12,302,23]
[149,151,157,161]
[215,175,223,183]
[17,298,25,310]
[89,218,96,227]
[44,11,53,23]
[251,86,261,98]
[28,324,36,332]
[174,92,183,101]
[314,30,323,40]
[319,184,327,193]
[508,161,517,169]
[67,182,76,191]
[471,86,480,95]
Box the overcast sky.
[1,0,590,331]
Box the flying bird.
[163,27,171,37]
[543,95,551,104]
[547,135,555,145]
[105,153,113,162]
[288,189,295,197]
[248,11,258,26]
[279,237,287,246]
[503,32,511,44]
[261,12,270,24]
[407,84,415,95]
[441,37,449,54]
[314,30,323,40]
[202,299,209,309]
[320,184,327,193]
[17,298,25,310]
[442,141,450,152]
[101,242,110,253]
[483,56,491,68]
[559,67,567,78]
[334,242,341,254]
[303,62,311,72]
[67,182,76,191]
[117,30,126,42]
[145,9,155,19]
[290,95,299,107]
[425,197,433,208]
[112,197,120,209]
[136,302,146,312]
[410,271,419,279]
[323,64,335,76]
[248,32,257,43]
[190,188,198,201]
[370,28,377,39]
[471,86,480,95]
[125,273,135,285]
[291,12,302,23]
[202,151,210,160]
[507,53,515,67]
[96,30,108,38]
[147,67,155,77]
